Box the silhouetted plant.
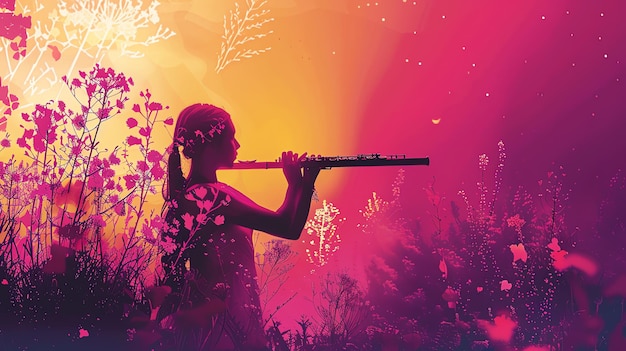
[0,63,171,348]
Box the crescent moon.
[432,118,441,125]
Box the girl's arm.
[218,151,320,240]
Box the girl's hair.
[162,103,231,203]
[160,103,231,291]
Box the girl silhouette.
[160,103,319,350]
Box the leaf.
[500,279,512,291]
[48,44,61,61]
[547,238,561,252]
[79,328,89,338]
[438,258,448,279]
[509,243,528,263]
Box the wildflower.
[181,213,194,230]
[213,215,225,225]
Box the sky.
[2,0,626,334]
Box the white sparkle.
[472,63,476,67]
[375,2,379,5]
[604,53,608,59]
[366,2,370,6]
[462,46,466,51]
[418,61,422,66]
[413,31,417,35]
[598,36,602,41]
[541,15,546,20]
[405,58,409,63]
[600,12,604,17]
[442,15,446,19]
[485,92,490,97]
[566,10,570,15]
[332,51,336,55]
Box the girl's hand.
[281,151,305,186]
[303,163,321,187]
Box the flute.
[223,154,430,170]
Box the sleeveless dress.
[161,183,266,350]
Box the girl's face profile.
[203,119,239,168]
[223,132,240,167]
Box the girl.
[160,103,319,350]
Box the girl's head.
[174,103,236,159]
[164,103,239,201]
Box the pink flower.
[181,213,194,230]
[137,160,149,172]
[72,115,85,128]
[126,117,138,128]
[139,126,151,137]
[127,135,142,146]
[114,202,126,216]
[196,213,207,225]
[150,164,165,180]
[123,174,139,189]
[213,215,225,225]
[87,173,104,189]
[478,314,517,343]
[109,152,121,165]
[92,215,107,227]
[147,150,161,163]
[79,328,89,338]
[148,102,163,111]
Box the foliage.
[215,0,274,74]
[0,61,623,349]
[0,63,171,347]
[0,0,174,98]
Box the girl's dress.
[161,183,266,350]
